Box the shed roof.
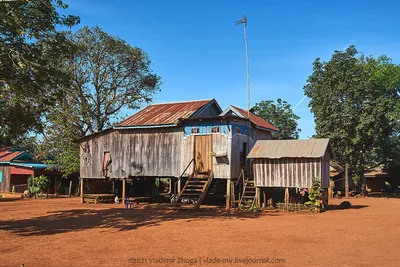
[115,99,217,128]
[220,105,278,132]
[247,139,333,159]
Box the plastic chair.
[124,197,133,209]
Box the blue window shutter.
[0,170,2,182]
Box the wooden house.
[0,147,61,193]
[78,99,277,208]
[246,139,333,207]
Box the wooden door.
[194,135,213,173]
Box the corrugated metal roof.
[0,151,23,162]
[10,162,50,170]
[233,106,278,132]
[115,99,212,127]
[247,139,333,159]
[220,105,278,132]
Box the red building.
[0,147,61,193]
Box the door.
[194,135,213,174]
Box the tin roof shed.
[247,139,333,189]
[247,139,333,159]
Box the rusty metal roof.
[220,105,278,132]
[115,99,213,127]
[247,139,333,159]
[233,106,278,132]
[0,151,23,162]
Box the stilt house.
[78,99,277,208]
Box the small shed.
[247,139,333,189]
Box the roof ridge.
[150,99,213,105]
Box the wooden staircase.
[178,171,214,208]
[238,177,256,210]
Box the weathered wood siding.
[231,127,272,179]
[253,157,329,189]
[254,128,272,141]
[181,134,231,179]
[230,134,251,179]
[321,151,330,188]
[0,166,10,192]
[80,127,183,178]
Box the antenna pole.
[235,15,251,118]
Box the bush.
[305,177,324,212]
[28,175,50,197]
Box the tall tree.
[252,98,301,139]
[64,26,161,136]
[0,0,80,145]
[41,26,161,176]
[304,45,400,194]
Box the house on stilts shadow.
[247,139,333,209]
[78,99,278,209]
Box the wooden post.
[262,188,267,208]
[122,178,126,204]
[80,178,84,203]
[345,163,349,198]
[226,179,231,210]
[54,176,57,196]
[68,180,72,197]
[169,178,172,194]
[256,187,261,207]
[151,178,156,198]
[284,188,289,204]
[178,178,181,195]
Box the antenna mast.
[235,14,250,118]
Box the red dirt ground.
[0,197,399,267]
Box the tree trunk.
[345,163,349,198]
[359,154,367,196]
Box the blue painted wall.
[183,120,254,139]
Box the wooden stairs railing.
[238,177,256,210]
[178,171,214,208]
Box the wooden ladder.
[179,171,214,209]
[238,177,256,210]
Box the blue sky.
[66,0,400,138]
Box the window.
[102,152,112,177]
[236,128,241,134]
[191,127,199,134]
[211,126,220,133]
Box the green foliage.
[0,0,80,146]
[27,176,40,197]
[304,45,400,191]
[252,98,301,139]
[28,175,50,197]
[239,199,259,212]
[39,26,161,177]
[304,178,324,211]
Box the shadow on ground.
[327,204,369,210]
[0,197,25,203]
[0,204,280,237]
